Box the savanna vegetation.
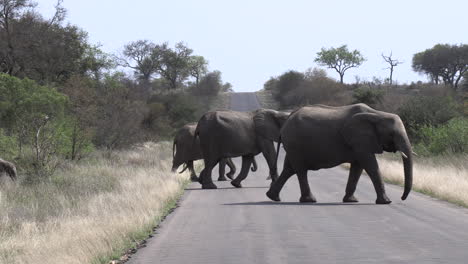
[0,1,231,263]
[258,43,468,207]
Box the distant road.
[129,93,468,264]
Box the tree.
[122,40,159,83]
[315,45,365,84]
[155,42,193,90]
[412,44,468,89]
[382,52,403,85]
[0,0,36,75]
[194,70,223,95]
[0,0,111,84]
[188,55,208,89]
[0,73,69,175]
[93,73,146,149]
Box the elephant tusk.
[400,151,408,159]
[412,151,418,157]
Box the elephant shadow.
[185,186,269,191]
[223,201,376,206]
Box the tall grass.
[0,142,189,264]
[378,154,468,207]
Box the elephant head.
[253,109,290,142]
[0,158,17,181]
[341,112,413,200]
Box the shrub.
[352,87,384,108]
[416,118,468,155]
[268,68,350,108]
[397,95,459,138]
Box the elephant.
[266,103,413,204]
[172,123,256,182]
[0,158,17,181]
[195,109,290,189]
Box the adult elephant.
[266,104,413,204]
[172,123,255,182]
[0,158,17,181]
[195,109,290,189]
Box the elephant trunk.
[395,132,413,200]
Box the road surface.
[129,93,468,264]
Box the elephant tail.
[250,157,257,172]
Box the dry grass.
[0,142,189,264]
[378,154,468,207]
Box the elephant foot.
[343,195,359,203]
[226,173,234,180]
[299,194,317,203]
[266,190,280,202]
[376,197,392,204]
[190,177,199,182]
[202,182,218,189]
[217,177,228,181]
[231,180,242,188]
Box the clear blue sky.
[37,0,468,92]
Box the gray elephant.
[172,123,250,182]
[0,158,17,181]
[195,109,289,189]
[266,104,412,204]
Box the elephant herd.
[172,103,413,204]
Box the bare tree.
[382,52,403,85]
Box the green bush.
[0,129,18,160]
[415,118,468,155]
[398,95,459,138]
[352,87,384,107]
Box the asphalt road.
[129,93,468,264]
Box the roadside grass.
[377,154,468,207]
[0,142,189,264]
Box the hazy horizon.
[37,0,468,92]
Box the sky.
[37,0,468,92]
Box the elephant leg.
[343,162,363,203]
[297,171,316,203]
[187,161,199,182]
[217,159,228,181]
[231,155,254,188]
[266,155,295,202]
[199,159,218,189]
[259,139,279,181]
[360,155,391,204]
[225,158,236,180]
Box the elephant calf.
[172,123,237,182]
[0,158,17,181]
[267,104,413,204]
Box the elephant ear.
[340,113,383,154]
[253,109,286,142]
